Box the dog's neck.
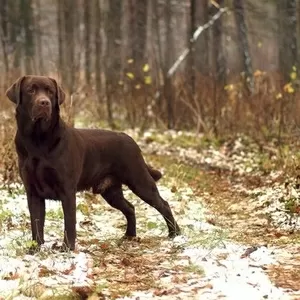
[16,109,65,148]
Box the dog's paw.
[168,230,181,239]
[51,242,75,252]
[123,235,140,241]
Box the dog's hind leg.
[100,185,136,237]
[127,165,181,237]
[134,185,180,237]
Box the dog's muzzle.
[31,98,52,121]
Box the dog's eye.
[46,88,53,95]
[28,88,35,94]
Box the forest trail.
[0,130,300,299]
[140,129,300,299]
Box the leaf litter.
[0,129,299,299]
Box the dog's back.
[6,75,180,251]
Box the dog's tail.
[147,164,163,182]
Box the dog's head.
[6,75,65,123]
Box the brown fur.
[6,75,180,250]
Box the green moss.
[46,208,64,220]
[145,154,213,193]
[184,263,205,276]
[284,197,300,214]
[77,202,90,216]
[8,237,39,257]
[144,131,224,151]
[0,204,13,230]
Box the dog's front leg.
[61,193,77,250]
[27,194,45,246]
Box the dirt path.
[149,150,300,297]
[1,129,300,299]
[205,172,300,295]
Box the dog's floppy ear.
[49,77,65,105]
[6,76,26,105]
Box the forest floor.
[0,126,300,299]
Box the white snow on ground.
[0,181,297,299]
[125,129,263,176]
[181,244,287,300]
[135,129,300,234]
[119,241,293,300]
[0,130,299,299]
[233,172,300,233]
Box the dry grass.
[0,77,19,187]
[1,69,300,186]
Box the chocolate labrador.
[6,75,180,250]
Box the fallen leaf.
[62,262,76,275]
[121,257,131,266]
[241,246,258,258]
[153,289,168,296]
[126,72,134,80]
[171,185,177,193]
[72,285,93,299]
[100,243,110,250]
[143,64,150,72]
[3,270,20,281]
[206,218,217,225]
[39,266,56,277]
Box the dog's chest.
[22,157,62,199]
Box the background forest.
[1,2,300,299]
[0,0,299,138]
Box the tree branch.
[167,7,228,78]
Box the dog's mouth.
[31,108,51,122]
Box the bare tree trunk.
[125,0,148,127]
[84,0,91,84]
[63,0,75,93]
[189,0,196,94]
[152,0,163,114]
[195,0,209,75]
[210,1,226,136]
[105,0,122,128]
[128,0,148,78]
[126,0,137,126]
[233,0,253,94]
[35,0,44,73]
[57,0,65,75]
[127,0,135,60]
[94,0,102,102]
[298,0,300,68]
[9,1,22,69]
[278,0,298,82]
[211,1,226,85]
[135,0,148,70]
[21,0,35,73]
[164,0,174,129]
[0,0,9,74]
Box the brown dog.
[6,75,180,250]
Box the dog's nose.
[37,98,51,107]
